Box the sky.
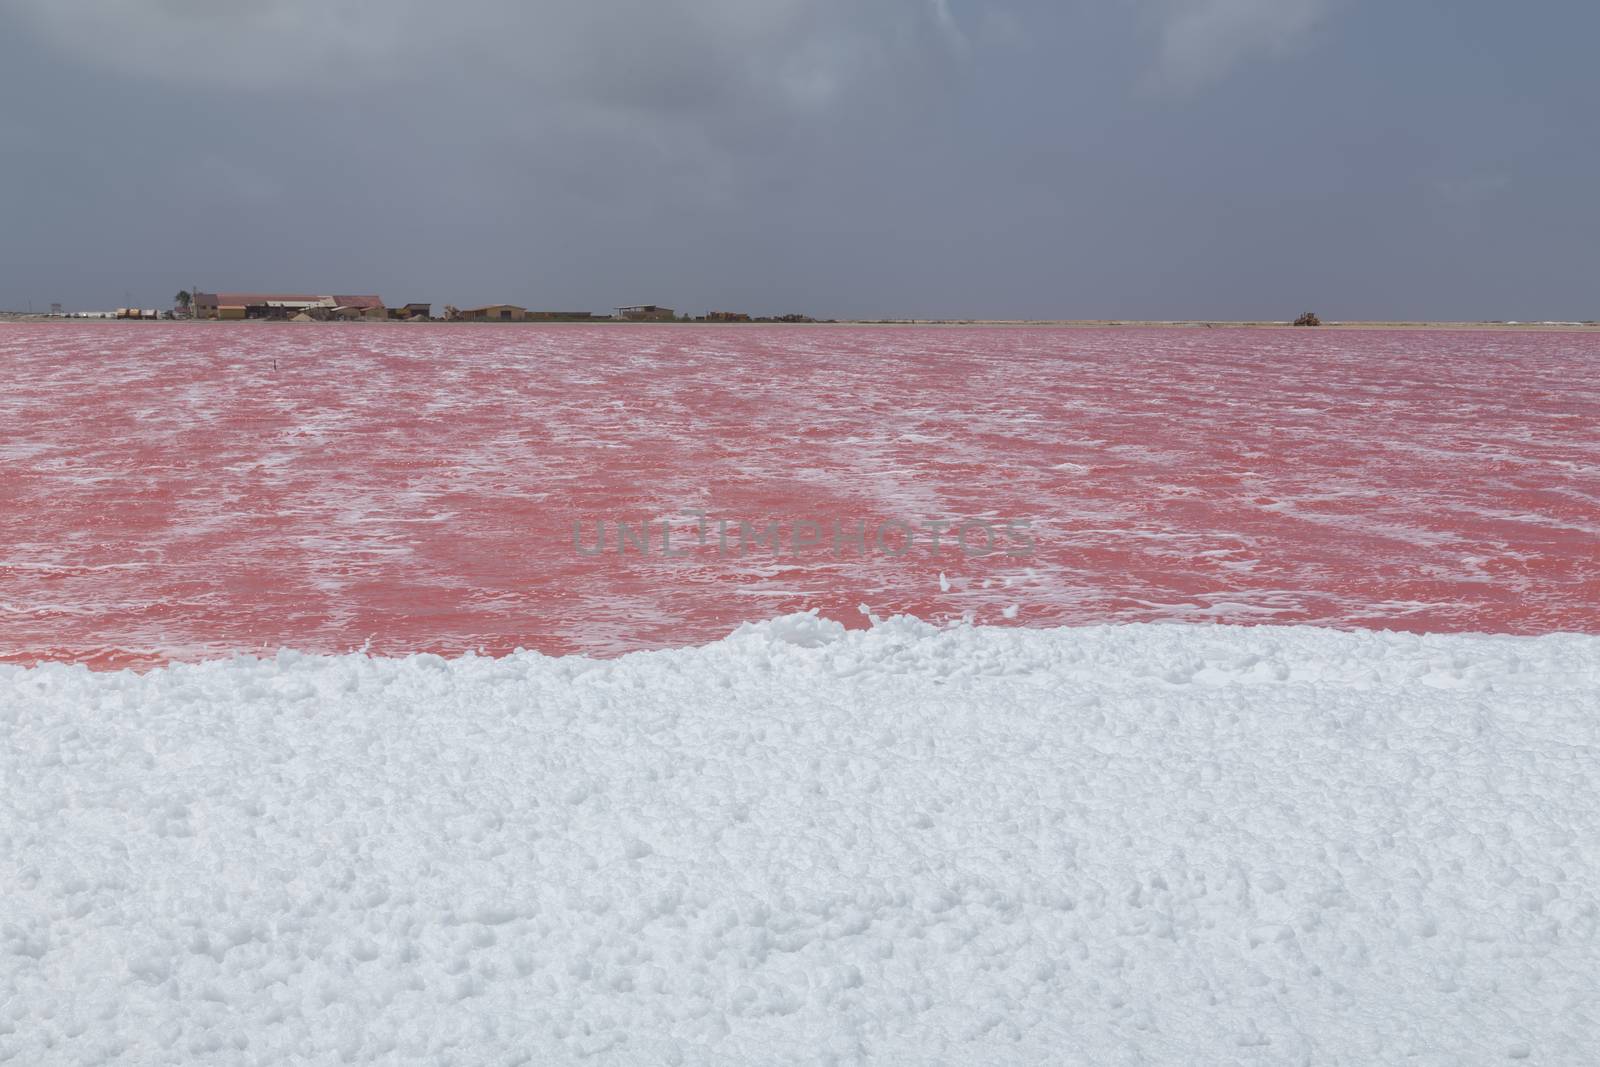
[1,0,1596,320]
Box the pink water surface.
[2,322,1597,668]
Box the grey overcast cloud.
[2,0,1596,319]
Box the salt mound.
[4,616,1598,1063]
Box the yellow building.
[455,304,528,322]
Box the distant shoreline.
[3,313,1596,331]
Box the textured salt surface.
[4,616,1597,1064]
[3,323,1598,668]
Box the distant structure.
[448,304,528,322]
[330,295,387,322]
[194,293,329,320]
[193,292,385,320]
[178,292,816,326]
[615,304,675,322]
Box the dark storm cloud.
[9,1,960,118]
[2,0,1598,319]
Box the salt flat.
[5,616,1597,1064]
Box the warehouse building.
[615,304,675,321]
[193,292,385,320]
[330,295,387,321]
[450,304,528,322]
